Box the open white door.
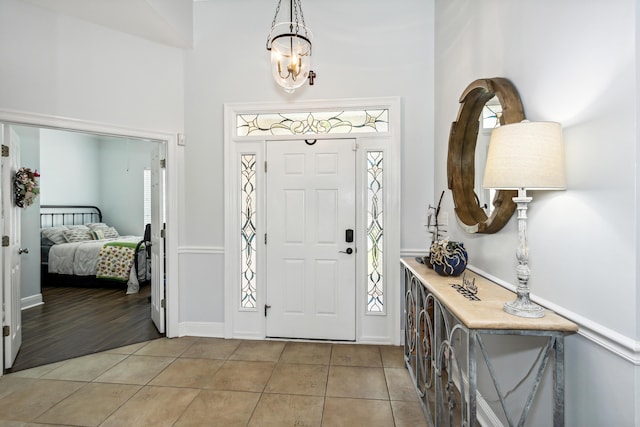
[1,126,22,369]
[150,143,165,333]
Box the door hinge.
[264,233,267,245]
[1,145,8,157]
[3,326,9,337]
[264,304,271,317]
[264,161,267,173]
[160,229,166,238]
[2,236,9,247]
[160,158,166,169]
[160,299,165,309]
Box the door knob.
[18,248,29,254]
[339,248,353,255]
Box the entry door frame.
[224,97,401,345]
[0,109,181,356]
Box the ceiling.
[19,0,194,48]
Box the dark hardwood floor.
[7,282,164,373]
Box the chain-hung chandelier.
[266,0,316,93]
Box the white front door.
[2,126,22,369]
[266,139,356,340]
[150,144,165,333]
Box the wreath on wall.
[14,167,40,208]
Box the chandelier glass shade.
[266,0,314,93]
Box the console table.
[401,257,577,427]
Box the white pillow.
[42,226,68,244]
[63,228,92,243]
[87,223,109,230]
[102,227,120,239]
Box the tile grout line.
[319,342,335,426]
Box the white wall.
[0,0,184,133]
[39,129,100,206]
[98,136,157,236]
[183,0,435,325]
[434,0,638,425]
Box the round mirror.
[447,78,524,233]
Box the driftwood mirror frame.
[447,77,524,234]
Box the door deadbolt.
[345,229,354,243]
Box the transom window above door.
[236,110,389,136]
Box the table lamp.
[483,121,566,318]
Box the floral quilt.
[96,241,142,293]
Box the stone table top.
[402,257,578,333]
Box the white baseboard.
[449,365,502,427]
[477,392,504,427]
[178,322,225,338]
[21,293,43,310]
[231,332,267,340]
[358,335,394,345]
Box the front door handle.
[18,248,29,255]
[339,248,353,255]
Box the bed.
[40,205,149,294]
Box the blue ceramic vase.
[430,240,468,277]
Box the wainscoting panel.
[177,247,225,334]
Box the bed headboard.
[40,205,103,228]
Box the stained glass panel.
[367,151,384,313]
[237,110,389,136]
[241,154,257,309]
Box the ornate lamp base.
[503,294,544,318]
[502,190,545,319]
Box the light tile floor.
[0,337,428,426]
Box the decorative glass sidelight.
[240,154,257,309]
[367,151,384,313]
[237,109,389,136]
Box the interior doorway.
[0,111,179,374]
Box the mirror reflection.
[474,96,502,216]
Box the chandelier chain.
[293,0,300,34]
[270,0,282,29]
[266,0,283,46]
[296,0,308,36]
[266,0,310,41]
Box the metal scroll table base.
[402,262,569,427]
